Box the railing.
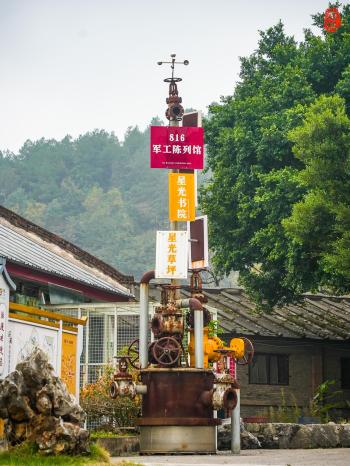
[9,302,87,333]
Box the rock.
[29,415,90,455]
[254,423,279,448]
[36,392,52,415]
[217,420,231,449]
[241,430,261,449]
[289,425,314,449]
[274,423,300,449]
[311,424,340,448]
[7,394,35,422]
[217,419,261,450]
[210,419,350,450]
[338,424,350,447]
[243,422,350,449]
[0,348,89,455]
[4,420,28,445]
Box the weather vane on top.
[157,53,189,121]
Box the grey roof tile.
[0,223,131,297]
[181,288,350,341]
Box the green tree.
[201,3,350,308]
[284,95,350,292]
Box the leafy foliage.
[308,380,345,422]
[80,365,140,431]
[0,123,167,279]
[201,3,350,307]
[267,389,301,423]
[284,94,350,294]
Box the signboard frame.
[155,230,189,279]
[150,126,204,170]
[187,215,209,270]
[169,172,196,222]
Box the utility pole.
[158,54,189,297]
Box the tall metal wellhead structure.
[110,55,254,454]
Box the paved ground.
[111,449,350,466]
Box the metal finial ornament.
[157,53,189,121]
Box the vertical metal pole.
[103,309,108,363]
[169,118,180,299]
[169,117,179,232]
[194,309,204,368]
[113,307,117,358]
[84,309,89,386]
[231,388,241,454]
[76,307,82,404]
[57,319,63,376]
[76,324,82,403]
[139,283,149,368]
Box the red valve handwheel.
[236,337,254,365]
[152,336,182,367]
[127,339,141,369]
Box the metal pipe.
[194,309,204,368]
[169,117,179,232]
[231,388,241,454]
[136,384,148,395]
[175,297,204,368]
[169,117,181,299]
[139,270,155,369]
[175,297,202,310]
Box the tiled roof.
[180,288,350,341]
[0,207,132,298]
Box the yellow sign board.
[61,332,77,396]
[169,173,195,222]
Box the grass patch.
[0,442,110,465]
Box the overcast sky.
[1,0,331,152]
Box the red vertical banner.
[229,357,236,379]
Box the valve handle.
[236,337,254,365]
[152,336,182,367]
[127,339,141,369]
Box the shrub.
[80,365,141,432]
[266,389,301,423]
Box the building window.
[341,358,350,389]
[249,353,289,385]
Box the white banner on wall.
[0,274,9,377]
[7,320,59,374]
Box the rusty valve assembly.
[109,269,255,455]
[157,53,188,121]
[120,280,255,373]
[110,356,137,399]
[113,280,255,414]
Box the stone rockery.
[0,348,89,455]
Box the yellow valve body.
[188,332,246,367]
[188,328,224,368]
[228,338,245,359]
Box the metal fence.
[51,302,157,385]
[51,301,217,386]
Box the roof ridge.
[0,205,134,285]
